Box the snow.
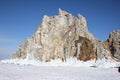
[0,61,120,80]
[1,58,120,68]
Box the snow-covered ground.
[0,59,120,80]
[1,58,120,68]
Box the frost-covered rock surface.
[12,9,119,63]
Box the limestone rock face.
[107,30,120,60]
[13,9,116,62]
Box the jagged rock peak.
[12,9,118,62]
[58,8,73,17]
[58,8,87,27]
[58,8,68,16]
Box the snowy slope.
[0,62,120,80]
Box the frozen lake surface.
[0,62,120,80]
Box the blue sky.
[0,0,120,59]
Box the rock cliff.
[107,30,120,61]
[12,9,120,62]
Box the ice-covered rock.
[12,9,118,62]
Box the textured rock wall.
[107,30,120,60]
[74,36,96,61]
[12,9,117,62]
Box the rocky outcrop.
[107,30,120,61]
[74,36,96,61]
[12,9,119,62]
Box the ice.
[1,58,120,68]
[0,61,120,80]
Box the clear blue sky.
[0,0,120,60]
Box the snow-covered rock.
[12,9,119,63]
